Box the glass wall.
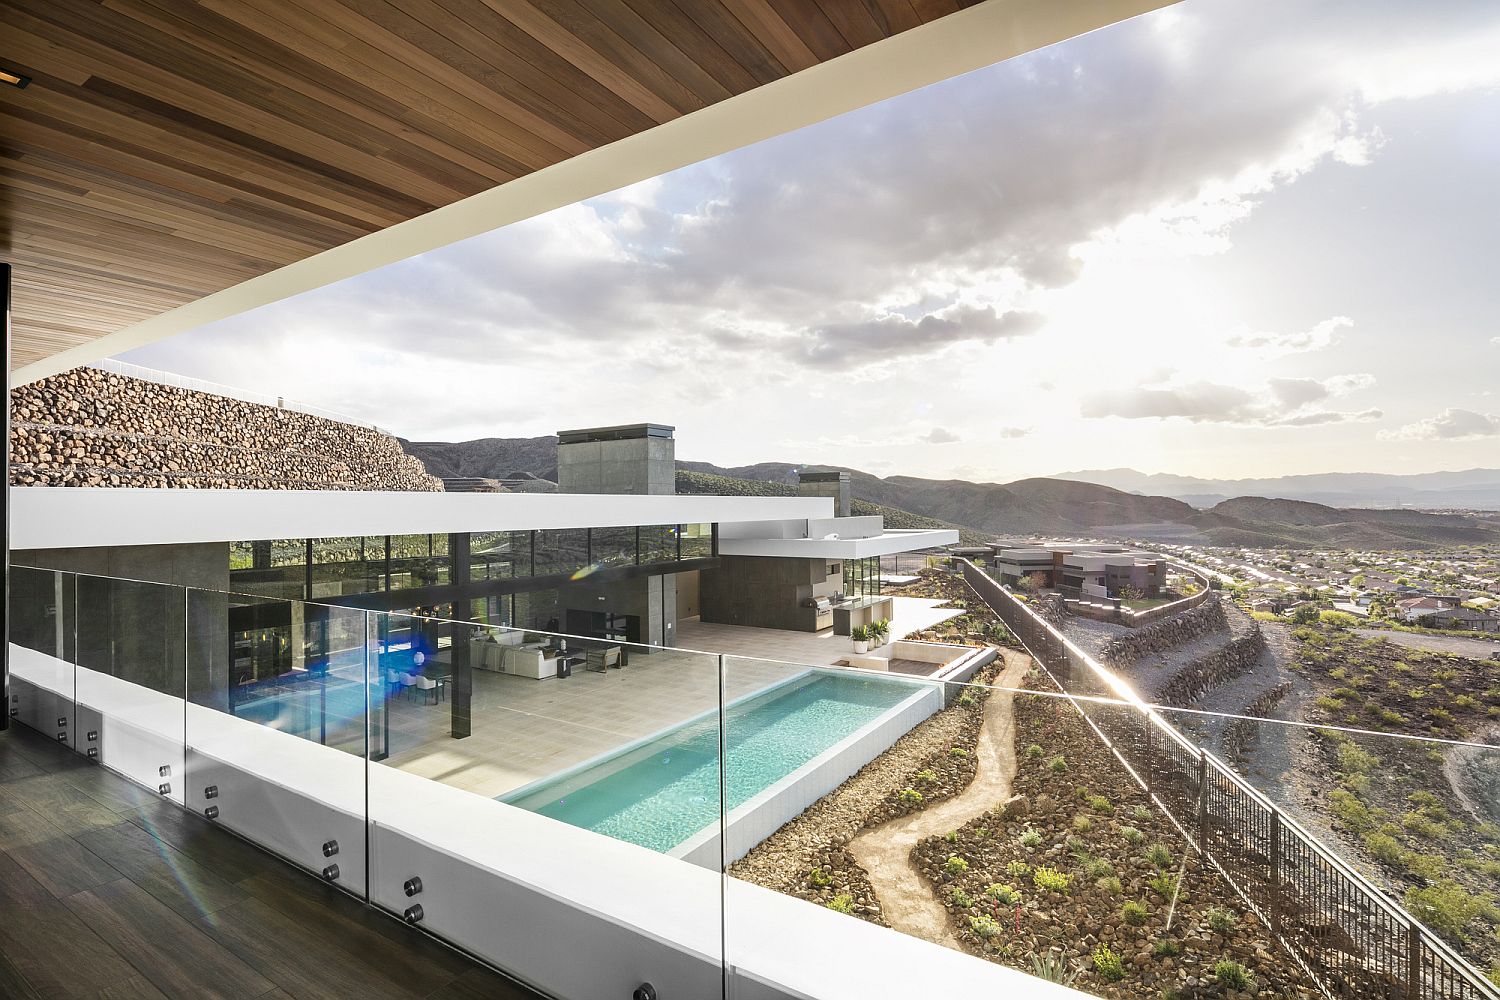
[8,562,1498,1000]
[228,527,710,608]
[844,555,882,598]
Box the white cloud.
[1381,408,1500,441]
[118,0,1500,478]
[1228,316,1353,356]
[1082,373,1377,427]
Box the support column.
[449,533,471,740]
[2,264,11,732]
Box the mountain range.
[1050,467,1500,510]
[399,437,1500,551]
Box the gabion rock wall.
[9,367,442,491]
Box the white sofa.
[474,632,548,673]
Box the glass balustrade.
[6,563,1497,1000]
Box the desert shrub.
[956,691,977,707]
[944,855,969,875]
[1097,875,1124,895]
[1404,853,1449,881]
[1214,960,1252,990]
[1033,867,1072,893]
[1029,952,1078,985]
[808,867,831,888]
[1329,790,1375,833]
[826,894,855,914]
[1121,826,1145,845]
[944,830,959,843]
[1406,881,1487,941]
[1148,872,1177,898]
[1085,858,1115,879]
[1025,743,1045,759]
[987,883,1022,905]
[1092,944,1126,982]
[1153,938,1181,957]
[1316,696,1344,713]
[915,769,939,784]
[1006,859,1033,878]
[969,913,1001,939]
[1401,810,1451,841]
[950,886,973,908]
[1067,837,1090,857]
[1364,832,1406,866]
[1131,805,1153,822]
[1321,610,1360,630]
[1336,741,1379,774]
[1048,755,1069,774]
[1206,906,1237,933]
[1019,828,1043,849]
[949,747,968,758]
[899,788,924,806]
[1073,814,1093,833]
[1088,794,1114,814]
[1122,900,1149,926]
[1145,843,1173,869]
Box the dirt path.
[847,649,1031,949]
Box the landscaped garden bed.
[912,677,1317,998]
[728,643,1008,921]
[1290,624,1500,980]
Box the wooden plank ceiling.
[1,0,977,371]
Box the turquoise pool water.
[503,672,924,853]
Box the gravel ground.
[1068,606,1328,848]
[1353,628,1500,658]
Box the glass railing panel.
[718,645,1109,998]
[944,556,1500,998]
[718,625,1500,1000]
[184,590,369,893]
[6,566,77,748]
[71,573,186,801]
[365,612,725,1000]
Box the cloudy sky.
[122,0,1500,483]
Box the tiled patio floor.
[675,595,963,666]
[378,596,961,801]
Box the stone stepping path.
[846,650,1031,951]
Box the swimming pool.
[502,670,936,855]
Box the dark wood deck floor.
[0,723,546,999]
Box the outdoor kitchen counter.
[832,596,894,636]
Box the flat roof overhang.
[8,0,1176,382]
[8,486,833,551]
[717,528,958,560]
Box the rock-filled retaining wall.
[1099,595,1228,669]
[1151,624,1267,708]
[10,367,441,491]
[1221,680,1294,761]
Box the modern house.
[991,543,1167,599]
[5,2,1202,998]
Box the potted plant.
[851,625,869,653]
[870,618,891,647]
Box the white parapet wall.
[7,643,1093,1000]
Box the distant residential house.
[1396,596,1451,622]
[1420,607,1500,633]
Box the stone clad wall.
[1099,595,1228,668]
[9,367,442,491]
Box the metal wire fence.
[958,557,1497,1000]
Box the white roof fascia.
[717,529,958,560]
[9,487,834,551]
